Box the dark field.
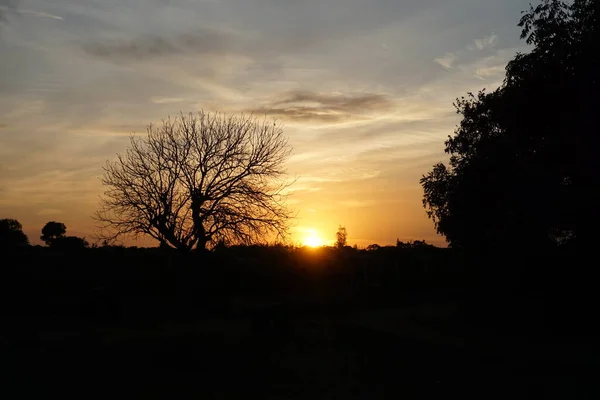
[1,245,596,399]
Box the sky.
[0,0,531,247]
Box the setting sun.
[302,230,326,247]
[303,236,324,247]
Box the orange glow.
[302,230,325,247]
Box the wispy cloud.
[21,9,63,20]
[474,34,498,50]
[434,52,457,69]
[26,82,63,93]
[475,64,505,79]
[81,29,235,60]
[150,97,184,104]
[0,0,18,22]
[435,34,500,71]
[244,90,395,123]
[466,47,520,81]
[1,3,63,22]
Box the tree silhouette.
[51,236,89,250]
[396,239,434,249]
[0,218,29,248]
[95,111,293,252]
[335,225,347,249]
[40,221,66,246]
[421,0,598,250]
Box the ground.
[4,300,595,399]
[2,248,596,399]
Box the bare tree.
[95,111,294,251]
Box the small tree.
[41,221,67,246]
[366,244,380,251]
[0,218,29,248]
[95,111,294,252]
[335,225,347,249]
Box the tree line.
[0,219,89,250]
[1,217,434,253]
[2,0,596,256]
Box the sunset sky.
[0,0,530,247]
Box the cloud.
[294,166,381,186]
[465,47,520,81]
[435,34,501,71]
[475,64,505,79]
[297,175,342,183]
[20,9,64,20]
[81,29,235,60]
[290,186,322,194]
[434,52,457,69]
[150,97,185,104]
[244,90,395,123]
[0,0,18,22]
[474,34,498,50]
[1,2,63,23]
[26,82,63,93]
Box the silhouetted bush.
[0,218,29,249]
[50,236,89,251]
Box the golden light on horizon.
[302,229,326,247]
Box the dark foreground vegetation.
[1,243,596,399]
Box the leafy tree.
[335,225,347,249]
[366,244,380,252]
[95,111,293,252]
[0,218,29,248]
[51,236,89,251]
[40,221,67,246]
[421,0,598,250]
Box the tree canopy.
[421,0,598,250]
[0,218,29,248]
[41,221,67,246]
[51,236,89,251]
[95,111,293,252]
[335,226,347,249]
